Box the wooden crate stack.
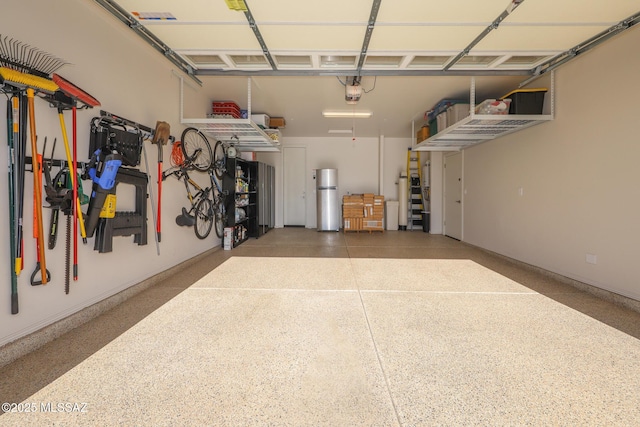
[342,195,363,232]
[342,194,384,233]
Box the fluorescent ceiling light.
[322,111,372,118]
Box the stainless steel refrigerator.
[316,168,340,231]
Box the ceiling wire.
[362,76,377,93]
[336,75,376,93]
[352,103,356,141]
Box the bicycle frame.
[162,132,230,239]
[180,169,210,214]
[163,158,227,239]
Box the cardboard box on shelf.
[417,126,429,143]
[269,117,285,128]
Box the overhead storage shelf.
[180,118,281,152]
[180,78,281,152]
[413,74,555,152]
[413,114,553,151]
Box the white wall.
[0,0,213,345]
[429,152,444,234]
[462,27,640,300]
[257,136,412,228]
[383,138,413,201]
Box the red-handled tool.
[52,74,101,281]
[152,121,170,243]
[72,105,79,280]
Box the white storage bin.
[446,104,470,127]
[251,114,270,127]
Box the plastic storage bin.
[212,101,241,118]
[475,99,511,115]
[251,114,270,128]
[501,88,547,114]
[425,99,467,122]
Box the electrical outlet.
[586,254,597,265]
[518,187,524,196]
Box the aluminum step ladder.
[406,148,423,230]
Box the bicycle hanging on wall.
[162,127,229,239]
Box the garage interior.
[1,0,640,425]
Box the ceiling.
[96,0,639,138]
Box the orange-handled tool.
[27,88,47,284]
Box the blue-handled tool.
[84,150,122,237]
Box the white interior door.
[283,147,306,226]
[444,152,462,240]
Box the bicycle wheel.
[213,140,226,179]
[181,128,213,172]
[214,199,226,239]
[194,198,213,240]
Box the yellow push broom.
[0,66,58,285]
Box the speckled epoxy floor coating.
[3,229,640,426]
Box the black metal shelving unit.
[223,157,258,248]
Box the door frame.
[282,146,307,227]
[444,151,463,240]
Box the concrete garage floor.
[2,228,640,426]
